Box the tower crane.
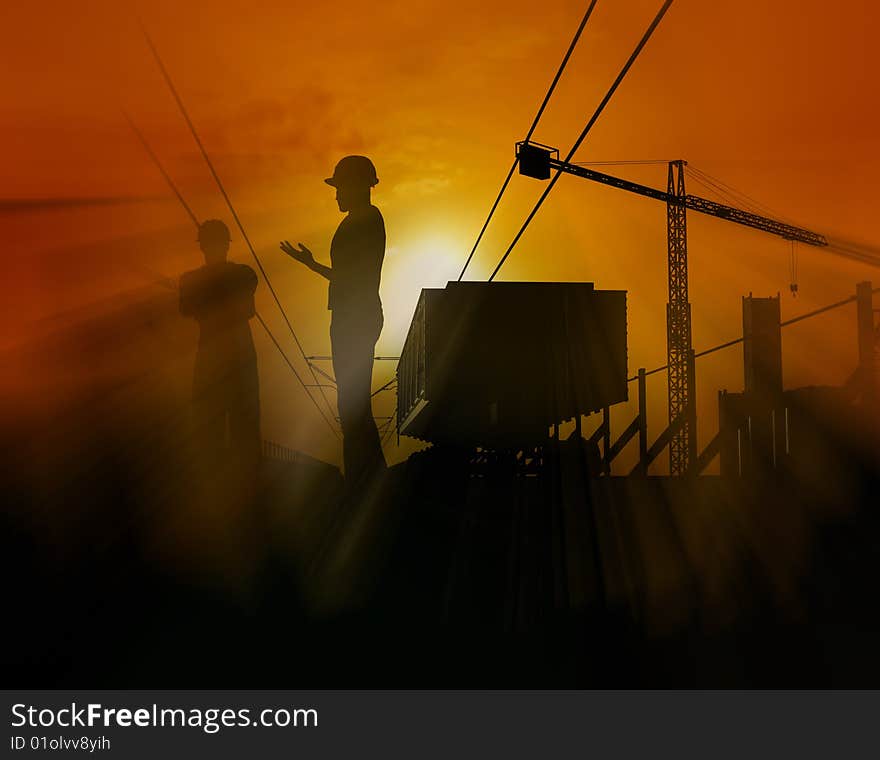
[515,141,829,475]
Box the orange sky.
[2,0,879,467]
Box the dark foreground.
[4,430,879,688]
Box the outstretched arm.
[280,241,332,281]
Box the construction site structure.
[397,281,627,447]
[516,141,828,475]
[719,283,878,480]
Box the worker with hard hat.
[181,219,261,478]
[281,155,387,491]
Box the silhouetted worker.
[180,220,261,479]
[280,155,387,491]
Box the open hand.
[280,240,315,267]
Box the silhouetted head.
[325,155,378,212]
[197,219,231,263]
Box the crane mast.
[515,141,828,474]
[666,160,692,475]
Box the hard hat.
[324,155,379,189]
[197,219,231,244]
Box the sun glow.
[378,234,468,351]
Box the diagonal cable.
[489,0,676,281]
[123,110,199,227]
[457,0,599,281]
[123,108,340,436]
[140,24,339,436]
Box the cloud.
[164,85,376,193]
[391,176,451,197]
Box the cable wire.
[457,0,599,281]
[124,101,339,436]
[626,286,880,382]
[683,166,880,271]
[573,159,670,166]
[522,0,599,146]
[380,408,399,448]
[140,25,339,437]
[488,0,676,281]
[457,160,518,281]
[371,376,398,398]
[688,164,794,223]
[122,110,199,227]
[825,240,880,268]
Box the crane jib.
[683,194,828,247]
[536,155,828,248]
